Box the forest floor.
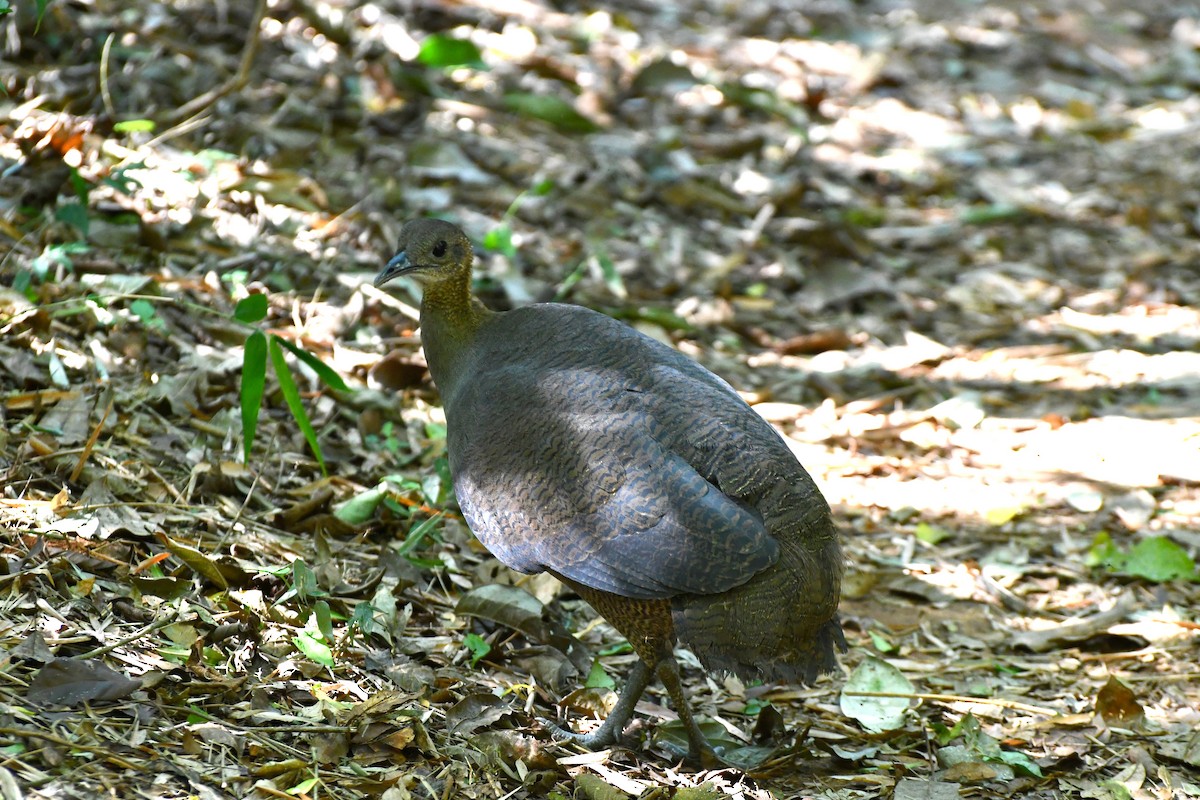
[1,1,1199,798]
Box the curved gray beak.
[374,251,411,287]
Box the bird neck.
[418,279,491,397]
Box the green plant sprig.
[234,293,349,473]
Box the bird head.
[375,218,473,288]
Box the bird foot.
[658,737,727,770]
[541,717,728,770]
[536,717,620,750]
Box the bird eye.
[432,240,447,258]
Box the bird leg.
[542,659,651,748]
[654,654,722,769]
[545,583,724,766]
[544,652,723,769]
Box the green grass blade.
[241,331,267,462]
[268,334,327,474]
[275,337,350,392]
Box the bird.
[375,218,844,767]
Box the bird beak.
[374,250,412,287]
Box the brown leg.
[553,581,722,766]
[655,654,722,768]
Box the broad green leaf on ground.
[1122,536,1197,582]
[334,483,388,524]
[840,656,914,732]
[584,659,615,690]
[55,202,89,237]
[1088,532,1196,582]
[503,93,600,133]
[914,521,951,544]
[294,629,334,667]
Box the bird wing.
[448,361,781,600]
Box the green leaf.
[553,260,587,301]
[432,455,452,505]
[959,203,1025,225]
[222,269,250,291]
[997,748,1044,777]
[929,720,957,747]
[743,697,770,716]
[627,305,694,332]
[269,334,327,474]
[68,168,90,202]
[274,336,350,392]
[128,298,153,319]
[955,713,984,748]
[13,269,32,297]
[185,704,211,724]
[234,293,268,323]
[405,555,445,569]
[463,632,491,667]
[241,331,267,461]
[630,58,697,93]
[840,656,914,733]
[287,776,320,795]
[914,522,951,544]
[584,660,615,690]
[113,119,156,133]
[34,0,48,33]
[314,600,335,642]
[1122,536,1196,582]
[1098,780,1134,800]
[503,92,600,133]
[129,298,165,330]
[868,630,896,653]
[55,202,89,237]
[984,505,1023,526]
[416,34,485,69]
[334,484,387,525]
[1085,531,1122,569]
[483,223,516,259]
[1089,533,1197,582]
[31,242,86,281]
[103,161,146,195]
[348,601,388,641]
[596,251,626,299]
[395,514,442,557]
[292,560,319,600]
[294,631,334,667]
